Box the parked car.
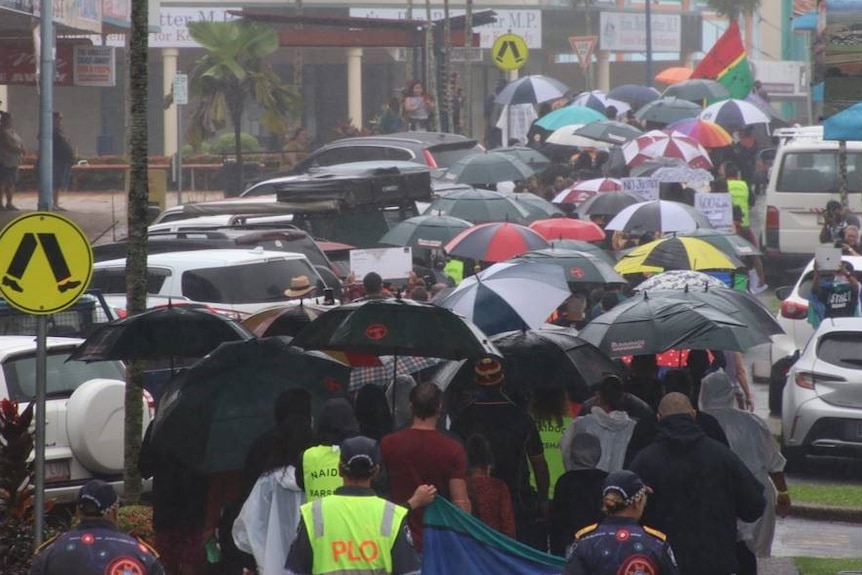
[782,317,862,468]
[0,336,151,503]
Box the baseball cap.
[77,479,119,514]
[474,357,504,386]
[602,470,652,505]
[340,436,380,475]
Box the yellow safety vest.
[303,445,343,501]
[727,179,750,227]
[443,260,464,285]
[301,494,406,575]
[530,416,573,498]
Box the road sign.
[174,73,188,105]
[569,36,598,72]
[0,212,93,315]
[492,33,529,71]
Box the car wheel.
[769,355,796,415]
[781,439,807,473]
[66,378,130,474]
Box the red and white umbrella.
[620,130,674,163]
[552,178,622,205]
[623,131,712,169]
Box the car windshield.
[3,350,125,401]
[817,331,862,369]
[796,270,862,301]
[181,259,320,304]
[775,151,862,193]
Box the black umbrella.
[495,146,552,170]
[151,337,350,473]
[573,121,643,145]
[662,79,730,102]
[495,75,570,106]
[512,248,627,285]
[635,97,702,126]
[548,239,617,266]
[607,84,662,110]
[576,191,643,218]
[68,305,254,362]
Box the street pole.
[645,0,653,88]
[38,0,54,211]
[34,316,47,547]
[177,105,183,205]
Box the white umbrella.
[699,99,771,131]
[604,200,714,234]
[546,127,611,148]
[634,270,727,291]
[570,90,631,117]
[495,75,570,106]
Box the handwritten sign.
[621,178,660,201]
[694,192,733,230]
[350,247,413,281]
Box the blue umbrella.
[535,106,606,131]
[824,102,862,141]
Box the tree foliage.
[706,0,760,20]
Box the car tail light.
[794,371,846,390]
[780,299,808,320]
[423,150,439,169]
[143,389,155,419]
[116,308,128,319]
[765,205,779,250]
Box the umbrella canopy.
[436,261,571,336]
[495,75,569,106]
[679,228,761,257]
[607,84,662,110]
[241,303,328,338]
[699,98,771,131]
[823,101,862,140]
[662,79,731,102]
[545,127,611,148]
[445,152,536,185]
[445,221,550,262]
[626,136,713,170]
[69,306,254,362]
[379,214,473,250]
[604,200,714,234]
[553,178,624,205]
[548,239,617,265]
[575,190,643,217]
[622,129,674,154]
[292,298,500,359]
[655,66,694,85]
[578,293,767,357]
[528,218,606,242]
[634,270,727,291]
[635,97,702,125]
[573,120,643,145]
[506,192,564,221]
[614,237,744,275]
[423,188,531,224]
[494,146,552,170]
[535,106,606,130]
[629,158,715,182]
[570,90,631,116]
[349,355,444,392]
[665,118,733,148]
[513,248,626,284]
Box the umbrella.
[635,97,702,125]
[604,200,713,234]
[662,79,730,102]
[512,248,626,284]
[578,293,768,357]
[626,136,713,170]
[506,192,564,221]
[68,305,254,362]
[548,239,617,265]
[150,337,350,472]
[823,101,862,140]
[553,178,624,205]
[545,127,610,148]
[622,129,674,154]
[665,118,733,148]
[629,158,715,182]
[241,303,328,337]
[614,237,743,275]
[634,270,727,291]
[570,91,631,116]
[291,298,500,359]
[699,98,770,131]
[349,355,444,392]
[528,218,606,242]
[379,214,473,250]
[445,152,536,185]
[679,228,762,257]
[495,75,569,106]
[494,146,552,170]
[436,261,571,336]
[575,190,643,217]
[573,121,643,145]
[423,188,531,224]
[534,106,606,130]
[445,221,550,262]
[607,84,662,110]
[654,66,694,85]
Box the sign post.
[491,33,529,72]
[569,35,598,76]
[173,73,188,205]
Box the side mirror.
[774,286,792,301]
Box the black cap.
[77,480,118,514]
[602,470,652,505]
[340,436,380,475]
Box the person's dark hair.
[410,286,429,302]
[724,162,739,178]
[274,388,312,424]
[662,369,693,399]
[264,417,314,474]
[630,354,657,375]
[604,105,619,120]
[530,386,567,427]
[827,199,842,213]
[363,272,383,295]
[590,287,605,307]
[732,204,744,223]
[316,398,360,445]
[409,381,442,420]
[601,292,620,312]
[466,434,495,469]
[597,375,625,411]
[710,178,728,193]
[354,385,394,442]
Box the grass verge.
[795,557,862,574]
[791,482,862,508]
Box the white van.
[762,125,862,271]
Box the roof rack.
[773,125,824,147]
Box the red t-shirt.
[467,474,516,538]
[380,428,467,551]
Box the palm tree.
[706,0,760,21]
[186,20,301,195]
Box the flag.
[691,21,753,99]
[422,498,565,575]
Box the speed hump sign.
[0,212,93,314]
[492,33,528,71]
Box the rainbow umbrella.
[666,118,733,148]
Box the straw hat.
[284,275,315,298]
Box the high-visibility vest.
[302,445,343,500]
[727,179,750,226]
[301,494,406,575]
[443,259,464,285]
[530,415,573,498]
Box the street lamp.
[645,0,653,87]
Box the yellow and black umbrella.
[615,237,743,275]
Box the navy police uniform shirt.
[563,516,678,575]
[30,518,165,575]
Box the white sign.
[173,73,188,105]
[350,247,414,281]
[599,12,681,53]
[749,59,807,97]
[694,192,733,229]
[73,46,115,86]
[149,8,242,48]
[350,8,542,49]
[621,178,660,201]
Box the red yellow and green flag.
[691,21,753,99]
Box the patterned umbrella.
[632,162,715,183]
[654,66,694,85]
[699,98,771,131]
[534,106,605,130]
[570,90,631,116]
[552,178,623,205]
[665,118,733,148]
[573,120,643,145]
[662,79,730,102]
[627,137,713,170]
[621,129,674,157]
[424,188,531,224]
[607,84,662,110]
[605,200,713,234]
[528,218,606,242]
[495,75,570,106]
[634,270,727,291]
[444,222,550,262]
[622,130,704,167]
[575,190,644,217]
[635,97,702,125]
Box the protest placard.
[349,247,413,280]
[621,177,660,201]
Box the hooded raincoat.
[560,407,636,473]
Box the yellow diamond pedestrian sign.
[0,212,93,315]
[492,33,528,71]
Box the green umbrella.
[495,146,552,170]
[635,97,702,126]
[445,152,537,186]
[512,248,626,284]
[379,214,473,249]
[424,188,531,224]
[505,192,563,222]
[534,106,605,130]
[679,228,762,257]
